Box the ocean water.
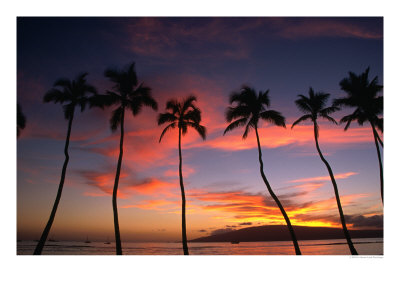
[17,238,383,255]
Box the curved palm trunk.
[313,122,358,255]
[371,124,383,203]
[254,127,301,255]
[34,111,74,255]
[178,127,189,255]
[112,108,124,255]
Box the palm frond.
[291,114,312,129]
[242,120,254,140]
[223,117,248,135]
[187,122,206,140]
[184,107,201,123]
[159,122,176,142]
[181,122,188,136]
[182,95,197,113]
[158,112,177,125]
[166,98,180,114]
[332,97,351,107]
[62,103,75,120]
[104,68,122,84]
[126,63,138,87]
[320,114,337,125]
[43,88,67,103]
[110,106,124,132]
[53,78,72,90]
[259,110,286,128]
[225,105,250,122]
[259,89,270,107]
[229,85,255,105]
[294,96,313,114]
[319,105,339,116]
[340,112,358,131]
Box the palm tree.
[333,67,383,203]
[223,85,301,255]
[33,73,97,255]
[103,62,157,255]
[17,103,26,138]
[158,95,206,255]
[291,87,358,255]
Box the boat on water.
[85,236,91,244]
[104,237,111,244]
[231,241,240,244]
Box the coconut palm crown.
[158,95,206,142]
[103,63,158,131]
[333,67,383,144]
[224,86,285,137]
[43,72,97,119]
[291,87,339,133]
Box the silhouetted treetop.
[224,86,285,139]
[43,72,97,120]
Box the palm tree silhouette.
[158,95,206,255]
[291,87,358,255]
[33,73,97,255]
[333,67,383,203]
[17,103,26,138]
[224,85,301,255]
[103,62,157,255]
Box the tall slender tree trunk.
[371,123,383,204]
[178,127,189,255]
[313,122,358,255]
[112,108,124,255]
[254,127,301,255]
[34,111,75,255]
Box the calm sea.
[17,238,383,255]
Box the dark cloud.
[239,222,252,226]
[345,214,383,229]
[198,229,207,232]
[262,191,310,208]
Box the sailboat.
[85,235,91,243]
[104,236,111,245]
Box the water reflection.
[17,238,383,255]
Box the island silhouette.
[190,225,382,243]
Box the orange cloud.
[187,185,371,229]
[188,123,373,152]
[121,199,179,210]
[127,178,176,195]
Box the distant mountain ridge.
[190,225,383,243]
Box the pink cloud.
[290,172,358,183]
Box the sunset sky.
[17,17,383,242]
